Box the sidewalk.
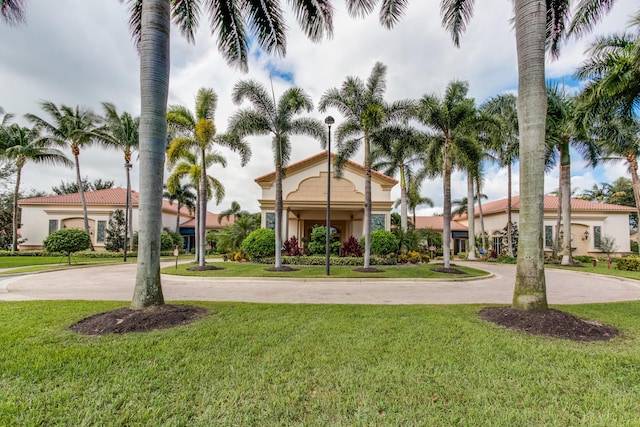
[2,261,640,304]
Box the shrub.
[573,255,595,264]
[307,225,339,256]
[43,228,92,264]
[495,254,516,264]
[283,236,302,256]
[341,236,363,257]
[253,255,397,266]
[616,256,640,271]
[241,228,276,259]
[160,232,176,251]
[457,251,467,260]
[407,251,422,264]
[361,230,398,256]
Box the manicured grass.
[162,261,489,279]
[2,300,640,425]
[548,262,640,281]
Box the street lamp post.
[325,116,334,276]
[124,162,132,262]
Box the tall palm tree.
[26,102,104,243]
[166,88,245,269]
[401,178,434,226]
[218,201,248,224]
[371,125,426,232]
[1,124,72,252]
[0,0,24,24]
[546,85,599,265]
[101,102,139,251]
[577,183,608,202]
[319,62,413,270]
[417,80,480,269]
[482,93,519,257]
[127,0,334,308]
[163,182,196,233]
[230,80,325,270]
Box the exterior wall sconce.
[582,230,589,241]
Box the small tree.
[242,229,276,259]
[104,209,126,252]
[43,228,91,264]
[600,235,619,259]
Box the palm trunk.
[175,200,181,233]
[132,0,168,309]
[74,150,93,250]
[507,163,514,257]
[442,139,452,269]
[11,164,22,253]
[127,166,134,252]
[199,147,207,266]
[400,166,408,232]
[554,183,562,257]
[512,0,548,311]
[275,162,283,268]
[466,172,477,260]
[626,155,640,245]
[477,178,487,253]
[363,137,372,269]
[560,143,572,265]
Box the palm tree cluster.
[2,0,628,314]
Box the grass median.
[1,300,639,425]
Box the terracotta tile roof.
[180,211,235,228]
[413,216,468,231]
[461,195,636,218]
[18,188,194,217]
[254,150,398,185]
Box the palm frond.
[205,0,248,71]
[243,0,286,58]
[171,0,200,43]
[289,0,334,42]
[195,87,218,121]
[378,0,408,29]
[568,0,616,38]
[440,0,475,47]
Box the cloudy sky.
[0,0,637,215]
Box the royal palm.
[229,80,325,270]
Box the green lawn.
[162,261,489,279]
[1,300,640,425]
[548,262,640,281]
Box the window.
[594,226,601,249]
[97,221,106,243]
[544,225,553,248]
[48,220,58,235]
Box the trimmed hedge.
[242,228,276,258]
[616,256,640,271]
[361,230,398,256]
[253,255,398,266]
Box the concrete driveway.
[1,261,640,305]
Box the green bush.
[241,228,276,259]
[307,225,339,256]
[360,230,398,256]
[573,255,595,264]
[615,256,640,271]
[457,252,467,260]
[160,232,176,251]
[43,229,92,264]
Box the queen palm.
[26,102,104,242]
[127,0,334,308]
[482,93,519,257]
[1,124,72,252]
[319,62,413,270]
[371,125,426,232]
[417,80,480,269]
[230,80,325,270]
[167,88,247,267]
[401,178,434,226]
[102,102,139,251]
[163,182,196,233]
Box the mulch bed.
[479,306,619,341]
[431,267,467,274]
[266,266,299,272]
[354,267,385,273]
[187,265,224,271]
[70,304,207,336]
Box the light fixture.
[583,230,589,241]
[324,116,334,276]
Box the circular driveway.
[1,261,640,304]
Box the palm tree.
[218,201,248,224]
[230,80,325,270]
[319,62,413,270]
[482,93,519,257]
[402,178,434,226]
[216,213,261,253]
[26,102,104,243]
[546,85,599,265]
[371,125,426,232]
[127,0,334,308]
[167,88,250,267]
[417,80,481,269]
[0,0,24,24]
[1,124,71,252]
[163,182,196,233]
[577,183,608,202]
[101,102,139,252]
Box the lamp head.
[324,116,335,125]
